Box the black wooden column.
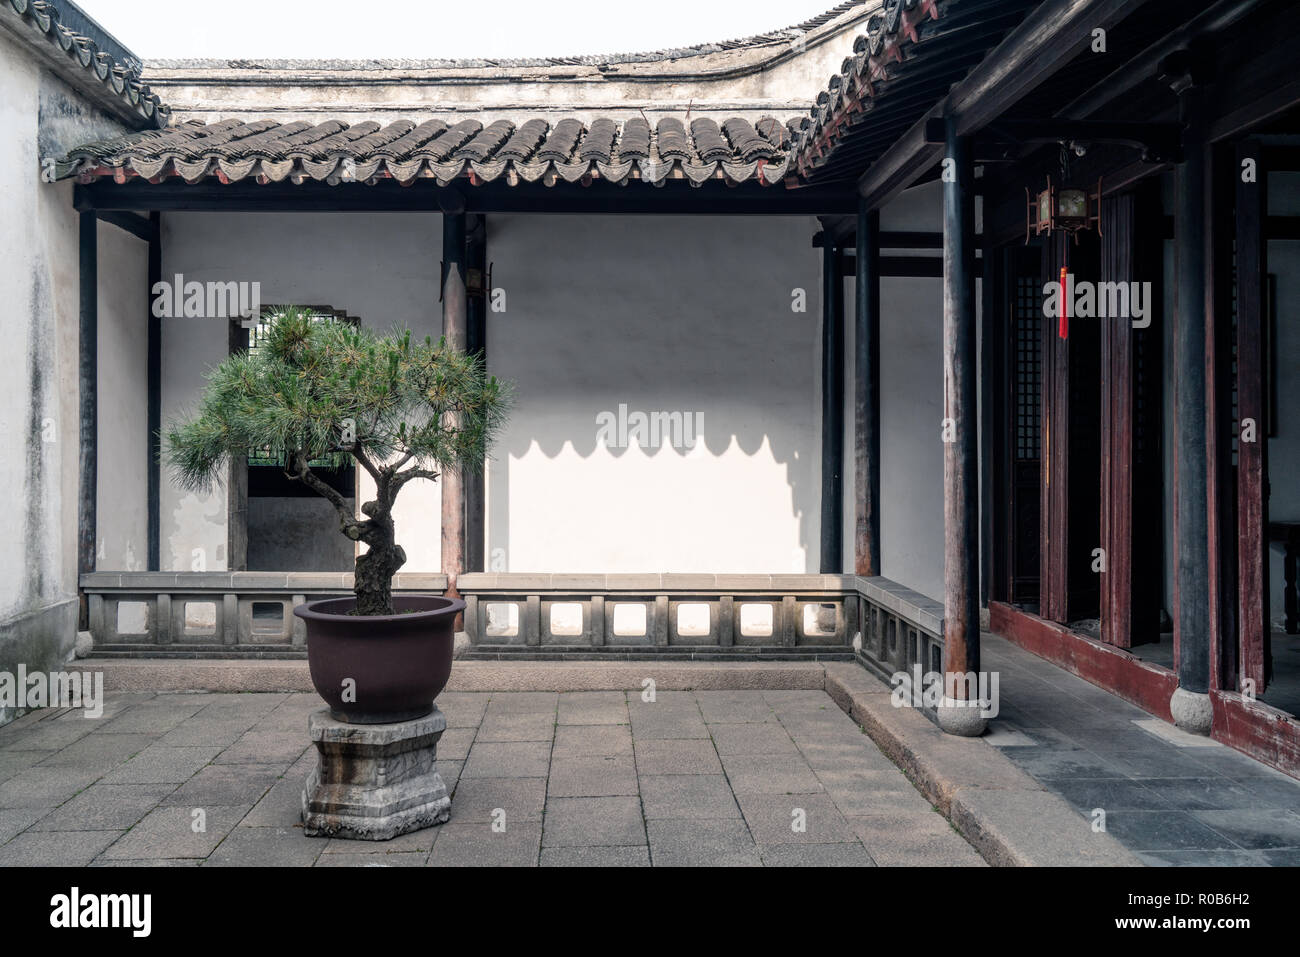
[1172,76,1212,707]
[854,201,881,577]
[465,213,487,574]
[1236,139,1271,691]
[941,115,980,710]
[440,195,468,609]
[146,211,161,571]
[820,226,845,573]
[78,211,97,596]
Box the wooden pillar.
[78,211,97,595]
[1040,231,1070,623]
[1099,193,1136,648]
[146,212,162,571]
[226,318,248,571]
[1236,138,1271,692]
[942,116,980,697]
[440,196,468,610]
[1207,142,1239,690]
[820,224,845,573]
[854,201,881,577]
[1172,80,1211,699]
[465,214,487,574]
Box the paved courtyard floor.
[0,689,984,867]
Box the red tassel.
[1058,266,1069,339]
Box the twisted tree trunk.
[291,451,436,617]
[353,508,406,616]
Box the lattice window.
[246,305,359,467]
[1014,275,1042,461]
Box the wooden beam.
[858,0,1148,209]
[74,180,858,216]
[854,202,881,578]
[95,209,151,242]
[440,198,468,616]
[941,117,981,703]
[1236,138,1270,693]
[816,230,945,249]
[820,221,845,573]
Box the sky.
[74,0,843,60]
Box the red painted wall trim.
[1210,691,1300,782]
[991,601,1300,780]
[989,602,1176,721]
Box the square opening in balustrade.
[802,603,837,637]
[738,603,774,638]
[611,603,647,637]
[676,602,711,638]
[484,602,520,638]
[115,601,149,636]
[183,601,217,635]
[250,601,285,634]
[548,602,584,637]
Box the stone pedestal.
[302,707,451,840]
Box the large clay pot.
[293,594,464,724]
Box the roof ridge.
[1,0,167,127]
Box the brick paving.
[0,689,983,867]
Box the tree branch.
[351,444,383,484]
[289,452,367,540]
[390,467,440,494]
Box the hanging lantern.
[1026,175,1102,242]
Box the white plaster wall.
[95,223,149,571]
[0,28,135,711]
[875,181,947,602]
[0,30,73,623]
[485,214,823,573]
[161,211,444,571]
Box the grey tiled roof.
[790,0,1040,183]
[58,115,797,187]
[3,0,167,126]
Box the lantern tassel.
[1058,265,1069,340]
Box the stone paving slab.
[0,688,978,866]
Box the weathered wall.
[143,4,873,125]
[0,26,136,722]
[160,211,444,572]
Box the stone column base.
[1169,687,1213,736]
[302,706,451,841]
[936,696,989,737]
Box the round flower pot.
[293,594,464,724]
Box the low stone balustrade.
[79,571,448,656]
[79,571,945,671]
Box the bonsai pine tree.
[165,307,510,616]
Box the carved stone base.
[302,707,451,840]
